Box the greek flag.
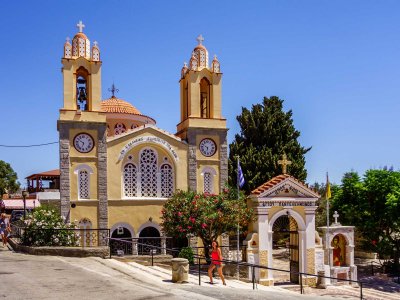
[237,161,245,188]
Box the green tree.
[0,160,20,195]
[228,96,311,194]
[332,170,400,270]
[161,188,254,258]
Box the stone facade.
[57,120,108,230]
[187,130,198,191]
[187,127,228,192]
[58,121,71,221]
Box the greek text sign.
[118,136,179,162]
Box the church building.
[57,22,228,242]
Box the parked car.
[10,210,25,223]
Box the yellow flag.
[326,173,332,200]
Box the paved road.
[0,246,335,300]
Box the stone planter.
[171,258,189,283]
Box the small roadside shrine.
[245,156,320,286]
[318,211,357,284]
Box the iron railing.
[109,237,367,299]
[10,224,110,247]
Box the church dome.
[101,92,156,137]
[101,96,142,115]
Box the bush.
[21,206,79,247]
[178,247,194,264]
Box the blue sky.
[0,0,399,186]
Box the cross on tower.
[333,211,340,224]
[66,37,71,43]
[196,34,204,45]
[108,83,119,97]
[77,20,85,33]
[93,41,98,47]
[278,153,292,174]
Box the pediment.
[251,175,320,200]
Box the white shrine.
[318,211,358,284]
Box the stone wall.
[8,238,109,258]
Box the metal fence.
[109,237,175,256]
[109,237,367,299]
[10,224,110,247]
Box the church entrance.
[138,226,161,254]
[272,215,300,284]
[110,227,133,255]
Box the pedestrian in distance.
[208,240,226,285]
[0,213,9,247]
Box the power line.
[0,141,58,148]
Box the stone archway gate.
[246,174,320,286]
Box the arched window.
[160,164,173,197]
[201,166,216,194]
[79,218,92,230]
[114,123,126,135]
[79,218,93,247]
[200,78,211,118]
[123,163,137,197]
[76,67,89,111]
[78,170,89,199]
[204,172,213,194]
[140,148,157,197]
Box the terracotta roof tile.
[26,169,60,179]
[101,96,142,115]
[251,174,319,197]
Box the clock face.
[73,133,94,153]
[199,138,217,157]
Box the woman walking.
[208,241,226,285]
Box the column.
[161,236,166,255]
[304,206,317,284]
[254,206,274,286]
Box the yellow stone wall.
[108,201,163,234]
[70,201,99,224]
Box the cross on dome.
[77,20,85,33]
[196,34,204,45]
[108,83,119,97]
[278,153,292,174]
[93,41,98,47]
[66,37,71,43]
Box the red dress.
[211,250,221,265]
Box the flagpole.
[236,156,240,280]
[326,172,331,269]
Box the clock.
[73,133,94,153]
[199,138,217,157]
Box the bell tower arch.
[57,21,108,233]
[177,35,228,193]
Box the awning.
[3,199,41,209]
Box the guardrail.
[109,237,366,299]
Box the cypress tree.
[229,96,311,194]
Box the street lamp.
[22,190,28,219]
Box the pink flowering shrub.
[161,187,253,258]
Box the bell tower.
[177,35,228,194]
[57,21,108,231]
